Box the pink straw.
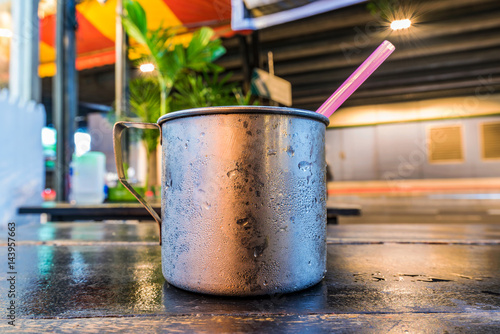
[316,40,395,118]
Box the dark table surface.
[1,222,499,333]
[18,202,361,222]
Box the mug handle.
[113,121,163,245]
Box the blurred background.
[1,0,499,226]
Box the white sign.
[232,0,366,30]
[251,68,292,106]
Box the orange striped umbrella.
[39,0,234,77]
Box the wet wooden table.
[18,202,360,223]
[1,222,499,332]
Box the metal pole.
[238,35,250,93]
[115,0,130,168]
[53,0,64,201]
[251,30,261,70]
[29,0,41,103]
[251,31,263,104]
[9,0,40,103]
[267,51,274,77]
[115,0,129,118]
[8,0,22,100]
[54,0,78,201]
[267,51,278,106]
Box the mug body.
[158,106,329,296]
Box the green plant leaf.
[128,78,163,153]
[122,0,148,41]
[210,44,226,61]
[187,27,214,57]
[171,69,257,110]
[186,28,226,71]
[123,1,248,121]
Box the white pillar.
[9,0,40,103]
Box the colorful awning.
[39,0,234,77]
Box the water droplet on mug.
[253,241,268,258]
[203,202,211,210]
[286,146,295,157]
[267,149,277,156]
[227,169,238,178]
[236,217,249,226]
[200,132,205,137]
[298,161,312,171]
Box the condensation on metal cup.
[113,106,330,296]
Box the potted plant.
[121,0,226,192]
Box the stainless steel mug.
[113,106,330,296]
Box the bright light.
[140,63,155,73]
[38,0,58,18]
[0,28,12,38]
[74,132,91,157]
[42,127,57,146]
[391,19,411,30]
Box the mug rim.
[157,106,330,126]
